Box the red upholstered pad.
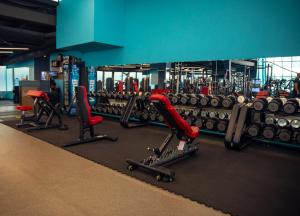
[16,105,33,111]
[27,90,50,101]
[80,86,104,126]
[150,94,199,139]
[88,116,103,126]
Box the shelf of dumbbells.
[246,101,300,147]
[89,92,238,136]
[89,92,300,148]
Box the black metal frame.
[126,100,199,182]
[120,94,147,128]
[64,86,117,147]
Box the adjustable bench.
[126,94,199,182]
[64,86,117,147]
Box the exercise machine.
[64,86,117,147]
[26,90,68,131]
[126,94,199,182]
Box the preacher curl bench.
[126,94,199,182]
[64,86,117,147]
[17,90,68,131]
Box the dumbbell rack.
[225,98,300,150]
[90,92,300,150]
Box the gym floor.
[1,101,300,216]
[0,123,225,216]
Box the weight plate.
[278,130,291,142]
[217,122,227,132]
[262,127,275,139]
[253,100,265,111]
[267,101,280,113]
[283,103,297,114]
[210,98,220,107]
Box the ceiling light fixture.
[0,51,14,54]
[0,47,29,51]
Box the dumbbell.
[180,94,189,105]
[278,128,292,142]
[247,124,261,137]
[194,117,204,128]
[107,105,113,114]
[211,95,225,108]
[237,95,248,104]
[199,95,212,107]
[218,112,229,120]
[253,97,272,111]
[283,98,300,115]
[171,94,180,105]
[267,98,287,113]
[189,94,199,106]
[222,95,236,109]
[217,120,228,132]
[262,125,276,139]
[205,118,217,130]
[294,132,300,144]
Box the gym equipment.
[278,128,292,142]
[16,105,34,127]
[120,93,147,128]
[267,98,287,113]
[199,95,211,107]
[126,94,199,182]
[253,97,272,111]
[262,125,276,140]
[64,86,117,147]
[26,90,68,131]
[222,95,236,108]
[211,95,225,108]
[283,98,300,115]
[247,124,260,137]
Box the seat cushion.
[16,105,33,111]
[88,116,103,126]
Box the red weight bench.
[16,105,33,127]
[26,90,68,131]
[127,94,199,182]
[64,86,118,147]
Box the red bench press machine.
[127,94,199,182]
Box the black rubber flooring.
[3,117,300,216]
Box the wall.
[34,56,50,80]
[56,0,94,48]
[58,0,300,66]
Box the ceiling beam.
[0,3,56,26]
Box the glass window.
[14,67,30,86]
[114,72,123,82]
[6,68,13,91]
[97,71,103,82]
[104,71,112,90]
[0,66,6,91]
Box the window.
[6,68,13,91]
[264,56,300,80]
[0,66,6,91]
[14,67,30,86]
